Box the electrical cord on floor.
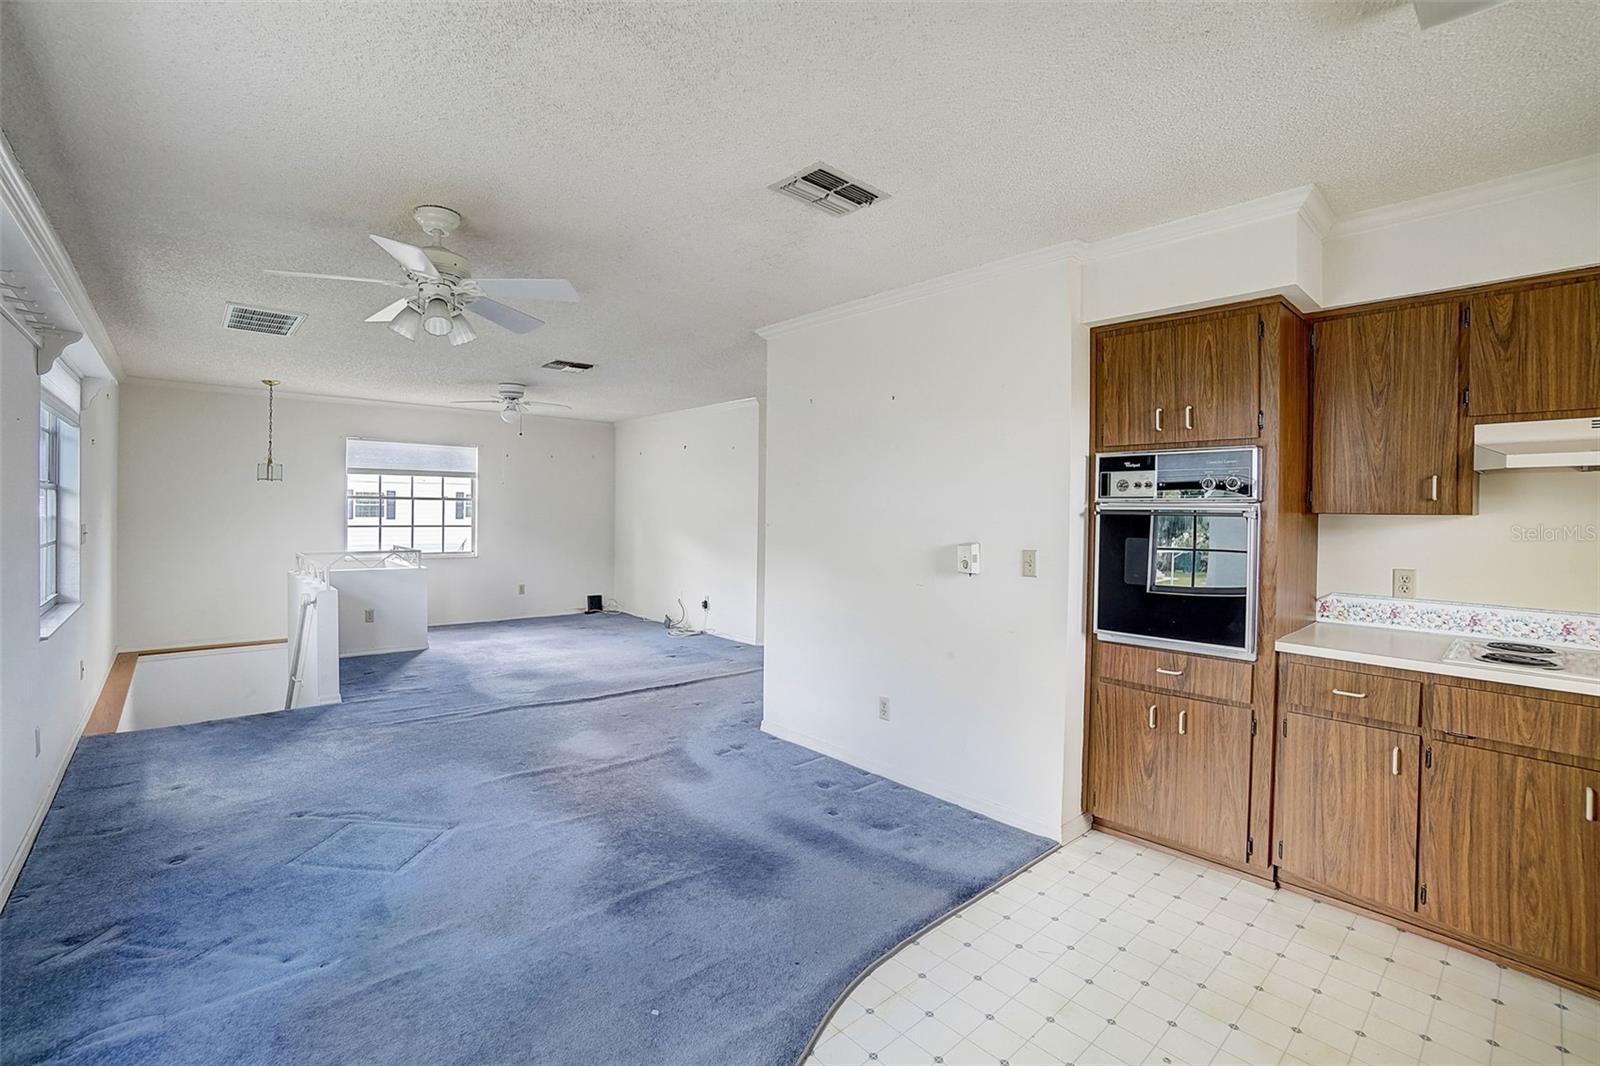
[663,597,704,638]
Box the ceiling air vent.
[223,302,305,337]
[770,164,887,217]
[542,359,594,373]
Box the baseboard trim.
[759,718,1060,839]
[0,656,110,908]
[1060,810,1092,844]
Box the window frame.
[344,445,478,558]
[39,404,61,612]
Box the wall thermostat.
[956,542,981,575]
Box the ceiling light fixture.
[499,406,520,426]
[256,379,284,482]
[389,305,423,341]
[422,297,454,337]
[448,315,476,347]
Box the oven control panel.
[1096,447,1261,502]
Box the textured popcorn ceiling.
[2,2,1596,420]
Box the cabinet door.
[1275,713,1420,913]
[1420,743,1600,980]
[1089,683,1168,840]
[1173,312,1260,442]
[1095,327,1175,449]
[1468,278,1599,418]
[1164,695,1251,862]
[1311,302,1463,514]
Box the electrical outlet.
[363,608,375,623]
[79,660,85,680]
[878,697,890,721]
[701,597,710,611]
[518,583,526,595]
[1021,549,1038,578]
[1393,568,1417,598]
[34,727,41,758]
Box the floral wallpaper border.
[1314,593,1600,649]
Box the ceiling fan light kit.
[264,203,577,346]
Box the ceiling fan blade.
[266,269,403,286]
[450,399,501,406]
[370,235,439,279]
[471,278,579,304]
[519,399,572,411]
[465,297,544,334]
[364,299,410,323]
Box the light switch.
[1021,549,1038,577]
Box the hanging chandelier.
[256,379,284,482]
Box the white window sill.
[40,600,83,640]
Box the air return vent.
[770,164,887,216]
[223,302,305,337]
[542,359,594,373]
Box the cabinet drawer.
[1094,641,1253,705]
[1429,686,1600,761]
[1282,661,1420,728]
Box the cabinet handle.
[1155,667,1185,677]
[1391,746,1401,776]
[1427,474,1440,502]
[1184,405,1194,430]
[1178,710,1188,736]
[1331,688,1368,700]
[1147,704,1158,730]
[1587,787,1597,822]
[1154,407,1164,432]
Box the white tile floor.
[806,831,1599,1066]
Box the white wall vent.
[770,164,887,216]
[542,359,595,373]
[223,302,305,337]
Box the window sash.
[345,472,476,555]
[39,406,61,611]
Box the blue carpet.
[1,614,1053,1065]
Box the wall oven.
[1092,447,1261,661]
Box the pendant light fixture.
[256,379,284,482]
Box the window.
[345,439,477,555]
[39,406,60,609]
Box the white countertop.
[1276,622,1600,698]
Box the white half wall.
[117,381,614,650]
[1,317,118,895]
[612,399,761,645]
[760,252,1082,840]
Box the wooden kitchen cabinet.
[1420,742,1600,982]
[1468,275,1600,419]
[1310,300,1464,514]
[1274,712,1420,914]
[1089,682,1250,864]
[1093,310,1260,450]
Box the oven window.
[1149,513,1249,595]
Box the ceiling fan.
[265,205,577,346]
[453,382,571,425]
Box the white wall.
[122,645,287,731]
[761,253,1081,839]
[612,399,761,645]
[1318,471,1600,613]
[117,381,614,649]
[1,317,118,893]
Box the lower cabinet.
[1274,712,1420,913]
[1090,682,1250,864]
[1419,742,1600,981]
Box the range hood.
[1473,417,1600,471]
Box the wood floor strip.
[83,652,138,736]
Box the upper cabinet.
[1094,311,1260,450]
[1311,301,1463,514]
[1467,276,1600,419]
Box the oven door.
[1093,505,1259,660]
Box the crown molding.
[1083,185,1326,262]
[1328,154,1600,239]
[0,133,123,379]
[756,239,1086,339]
